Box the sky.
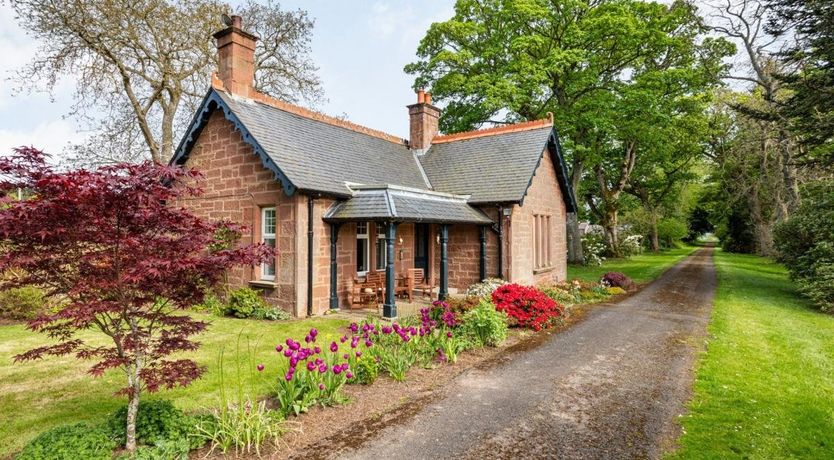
[0,0,456,159]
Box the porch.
[323,185,498,319]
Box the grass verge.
[670,251,834,458]
[0,313,348,457]
[567,245,697,283]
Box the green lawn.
[567,245,698,283]
[0,313,348,457]
[671,251,834,458]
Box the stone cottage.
[171,16,577,318]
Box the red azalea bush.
[601,272,636,291]
[491,284,563,331]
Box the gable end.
[517,128,577,213]
[169,90,297,196]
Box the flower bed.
[491,284,564,331]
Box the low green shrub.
[115,439,190,460]
[17,423,116,460]
[194,293,228,316]
[228,288,264,318]
[252,306,292,321]
[106,400,202,449]
[0,286,45,320]
[353,355,379,385]
[797,260,834,312]
[459,299,508,347]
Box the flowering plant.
[600,272,636,291]
[464,278,508,298]
[491,284,564,331]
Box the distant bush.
[444,295,481,316]
[601,272,636,291]
[0,286,44,320]
[581,231,606,266]
[17,423,116,460]
[459,299,508,347]
[619,234,644,257]
[774,180,834,311]
[492,284,563,331]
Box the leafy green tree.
[768,0,834,167]
[406,0,731,258]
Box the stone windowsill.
[533,266,555,275]
[248,280,276,289]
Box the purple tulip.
[289,341,300,351]
[257,364,265,372]
[365,340,373,347]
[351,337,360,348]
[340,335,348,343]
[285,372,293,381]
[330,341,339,353]
[275,344,284,352]
[343,353,350,360]
[333,366,342,375]
[310,328,318,337]
[319,383,325,390]
[314,346,321,354]
[355,351,362,357]
[382,326,392,334]
[349,323,359,333]
[307,361,316,371]
[283,349,293,357]
[315,358,323,365]
[290,357,299,368]
[447,331,453,338]
[305,335,312,343]
[319,364,328,373]
[346,372,354,379]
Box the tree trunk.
[125,363,141,452]
[566,157,585,264]
[649,211,660,252]
[777,127,800,215]
[566,213,585,264]
[602,207,620,257]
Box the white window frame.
[261,207,276,281]
[356,222,370,276]
[375,223,387,271]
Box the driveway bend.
[336,248,716,459]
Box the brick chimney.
[407,89,440,151]
[213,15,258,97]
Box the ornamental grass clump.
[491,284,564,331]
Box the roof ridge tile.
[431,117,553,144]
[211,73,408,146]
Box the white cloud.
[0,119,88,161]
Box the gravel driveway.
[320,248,716,460]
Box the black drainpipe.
[497,205,504,279]
[307,195,314,317]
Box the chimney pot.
[213,16,258,97]
[408,89,440,151]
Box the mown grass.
[670,251,834,459]
[567,244,698,283]
[0,313,348,457]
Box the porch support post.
[439,224,449,300]
[479,225,487,281]
[329,223,341,310]
[383,222,398,318]
[497,206,504,279]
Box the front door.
[414,223,430,277]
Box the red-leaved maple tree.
[0,147,272,452]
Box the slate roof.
[324,185,492,225]
[171,87,577,220]
[419,127,551,204]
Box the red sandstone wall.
[509,149,568,285]
[178,110,298,312]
